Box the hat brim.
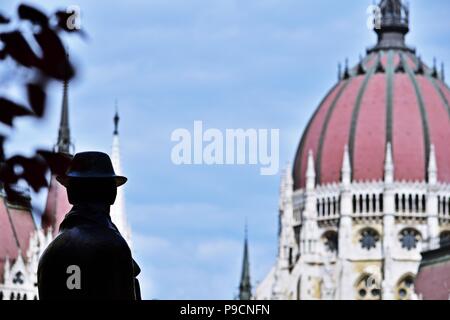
[56,175,127,187]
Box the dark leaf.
[0,155,49,192]
[0,31,39,67]
[4,185,30,206]
[18,4,48,27]
[0,13,10,24]
[0,49,6,60]
[37,150,72,176]
[0,98,32,126]
[34,28,74,80]
[27,83,46,117]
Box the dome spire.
[368,0,414,53]
[441,62,446,82]
[110,101,132,247]
[114,99,119,135]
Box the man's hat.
[56,151,127,187]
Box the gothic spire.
[110,102,132,247]
[238,224,252,300]
[368,0,414,53]
[114,99,119,135]
[55,77,71,154]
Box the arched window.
[0,291,3,300]
[297,277,302,300]
[439,231,450,247]
[379,194,384,212]
[408,194,413,212]
[352,195,357,213]
[366,194,370,212]
[401,194,406,212]
[322,231,338,253]
[359,195,363,213]
[396,275,415,300]
[372,194,377,212]
[359,228,380,250]
[10,292,14,300]
[422,195,426,212]
[395,194,399,212]
[438,196,441,214]
[356,274,381,300]
[415,195,419,213]
[399,228,421,250]
[23,294,27,300]
[327,198,331,216]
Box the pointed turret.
[341,145,351,185]
[110,102,132,247]
[384,142,394,184]
[306,150,315,191]
[55,78,72,154]
[428,144,437,185]
[441,62,446,82]
[431,58,439,78]
[238,225,252,300]
[338,62,342,81]
[42,79,73,234]
[342,59,350,79]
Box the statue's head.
[57,151,127,205]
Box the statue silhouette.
[38,151,141,300]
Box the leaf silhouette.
[0,31,39,67]
[0,13,10,24]
[0,98,32,126]
[0,155,49,192]
[34,28,74,80]
[27,83,47,117]
[18,4,48,27]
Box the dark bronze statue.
[38,151,141,300]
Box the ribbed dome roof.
[293,1,450,190]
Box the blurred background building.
[0,80,131,300]
[251,0,450,300]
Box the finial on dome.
[338,62,342,81]
[341,145,351,185]
[415,56,425,75]
[356,55,366,76]
[441,62,446,82]
[441,62,445,82]
[432,58,439,78]
[428,144,437,184]
[306,150,316,191]
[343,58,350,79]
[384,142,394,183]
[368,0,414,53]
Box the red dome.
[293,51,450,189]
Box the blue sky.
[2,0,450,299]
